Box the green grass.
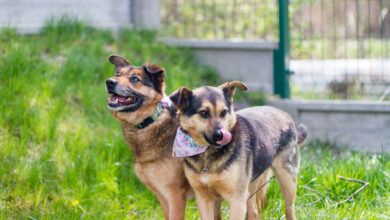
[268,142,390,219]
[1,18,389,219]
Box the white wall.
[266,98,390,153]
[0,0,159,33]
[159,38,278,93]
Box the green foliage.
[1,18,389,219]
[234,90,266,106]
[160,0,278,40]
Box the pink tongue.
[109,96,127,103]
[216,128,232,146]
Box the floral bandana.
[172,127,207,157]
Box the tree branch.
[301,175,369,207]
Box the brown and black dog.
[169,81,307,220]
[105,55,191,220]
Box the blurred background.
[2,0,390,99]
[0,0,389,219]
[161,0,390,100]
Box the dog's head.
[106,55,165,123]
[170,81,248,147]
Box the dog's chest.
[187,165,244,198]
[195,172,232,193]
[199,173,213,184]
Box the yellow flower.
[72,200,79,206]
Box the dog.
[105,55,192,220]
[169,81,307,220]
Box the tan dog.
[105,55,191,220]
[170,81,307,220]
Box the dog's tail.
[297,124,308,145]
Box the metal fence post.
[273,0,290,98]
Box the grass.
[1,18,389,219]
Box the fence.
[160,0,278,39]
[290,0,390,100]
[160,0,390,100]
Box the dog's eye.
[130,76,140,83]
[199,110,210,118]
[220,110,227,117]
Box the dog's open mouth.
[108,93,138,107]
[107,91,144,112]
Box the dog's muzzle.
[106,78,117,93]
[215,128,232,146]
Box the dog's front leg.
[247,198,259,220]
[256,168,272,212]
[214,198,222,220]
[247,177,261,220]
[195,192,215,220]
[167,188,187,220]
[228,197,247,220]
[154,191,170,219]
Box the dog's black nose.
[106,78,117,88]
[213,130,223,141]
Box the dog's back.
[236,106,299,180]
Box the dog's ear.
[109,55,131,72]
[219,81,248,103]
[169,87,192,110]
[109,55,131,66]
[144,61,166,93]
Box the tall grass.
[0,18,389,219]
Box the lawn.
[1,18,389,219]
